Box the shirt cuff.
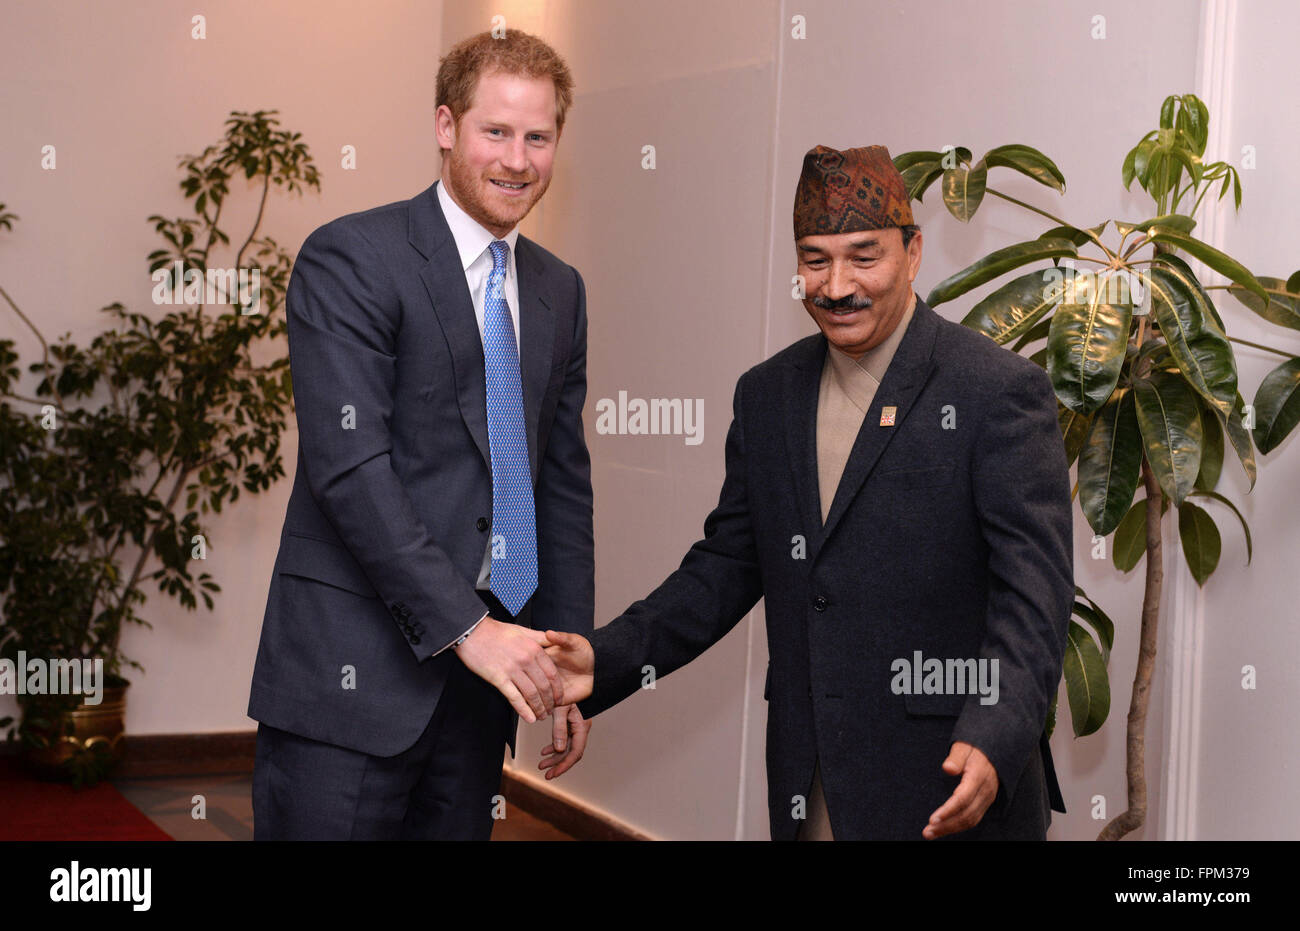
[432,611,489,657]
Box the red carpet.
[0,757,171,840]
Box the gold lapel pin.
[880,406,897,427]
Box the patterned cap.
[793,144,913,238]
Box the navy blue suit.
[248,182,593,838]
[577,297,1072,840]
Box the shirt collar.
[436,178,520,271]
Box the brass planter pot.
[21,683,129,781]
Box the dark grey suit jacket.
[577,296,1073,840]
[248,181,594,758]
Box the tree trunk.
[1097,458,1164,840]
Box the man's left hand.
[538,704,591,780]
[923,741,999,839]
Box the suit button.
[410,634,421,645]
[476,517,489,532]
[813,596,828,612]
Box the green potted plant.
[896,93,1299,840]
[0,110,317,785]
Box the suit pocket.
[902,692,967,717]
[874,465,954,489]
[277,532,379,599]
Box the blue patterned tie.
[483,240,537,616]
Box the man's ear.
[906,229,923,283]
[434,104,457,151]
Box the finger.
[941,742,970,776]
[552,707,568,752]
[511,667,548,719]
[522,658,557,715]
[515,627,552,645]
[548,714,589,779]
[545,630,577,648]
[537,651,564,706]
[499,680,536,724]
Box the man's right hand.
[542,630,595,704]
[454,616,563,723]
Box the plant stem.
[1226,335,1295,359]
[984,188,1117,261]
[1097,457,1163,840]
[0,285,64,412]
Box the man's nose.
[821,261,855,301]
[500,138,528,174]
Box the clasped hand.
[454,620,597,778]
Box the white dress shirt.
[432,178,524,654]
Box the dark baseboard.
[117,732,257,778]
[108,731,645,841]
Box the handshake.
[453,617,596,780]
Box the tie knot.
[488,239,509,272]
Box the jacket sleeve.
[285,219,487,659]
[949,361,1074,811]
[530,266,595,639]
[577,372,765,718]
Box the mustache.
[812,294,873,311]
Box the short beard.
[444,147,547,233]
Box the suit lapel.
[815,298,940,556]
[409,182,554,481]
[780,338,828,550]
[515,238,555,481]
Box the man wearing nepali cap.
[542,145,1073,840]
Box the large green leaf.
[1143,264,1237,415]
[893,150,944,170]
[960,269,1064,344]
[1153,252,1226,332]
[901,162,945,202]
[1194,402,1224,491]
[1134,370,1203,505]
[1059,403,1094,466]
[1191,489,1252,564]
[926,238,1078,307]
[982,144,1066,192]
[1115,214,1197,238]
[1147,227,1268,305]
[1217,392,1257,489]
[1252,356,1300,454]
[1228,277,1300,332]
[1072,601,1114,664]
[942,163,987,222]
[1063,621,1110,737]
[1073,585,1117,656]
[1177,501,1221,586]
[1012,315,1053,352]
[1113,497,1149,572]
[1077,388,1142,535]
[1047,269,1133,414]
